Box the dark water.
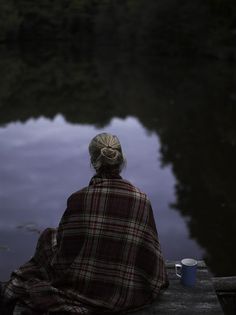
[0,45,235,280]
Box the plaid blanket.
[3,174,168,314]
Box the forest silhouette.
[0,0,236,59]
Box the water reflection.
[0,45,236,277]
[0,115,203,281]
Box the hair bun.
[89,133,126,172]
[100,147,119,160]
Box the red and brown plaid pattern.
[3,174,168,314]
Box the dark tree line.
[0,0,236,58]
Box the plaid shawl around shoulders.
[3,174,168,314]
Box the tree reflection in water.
[0,45,235,276]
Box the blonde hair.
[89,133,126,174]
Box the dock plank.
[133,261,224,315]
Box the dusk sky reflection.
[0,115,204,280]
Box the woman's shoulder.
[66,186,89,203]
[119,178,151,202]
[66,178,151,206]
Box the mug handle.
[175,263,182,278]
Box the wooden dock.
[1,261,236,314]
[133,260,224,315]
[213,276,236,315]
